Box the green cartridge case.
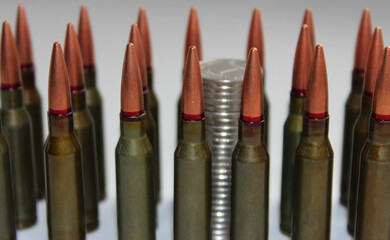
[45,112,86,240]
[230,119,269,240]
[280,94,305,235]
[116,113,155,240]
[148,71,160,199]
[340,71,363,206]
[21,66,45,200]
[348,93,371,235]
[292,116,333,240]
[174,119,211,240]
[1,88,37,229]
[355,117,390,240]
[84,70,106,201]
[0,122,16,240]
[71,90,99,232]
[143,90,159,202]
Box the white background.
[1,0,390,239]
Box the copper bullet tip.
[184,7,202,64]
[64,23,86,93]
[181,46,204,121]
[241,48,264,122]
[138,7,152,70]
[363,27,384,96]
[373,47,390,120]
[129,24,148,91]
[16,4,34,68]
[48,42,72,115]
[306,44,329,119]
[302,8,316,50]
[354,8,372,73]
[121,43,144,117]
[78,5,95,69]
[247,8,265,68]
[292,24,313,96]
[1,21,22,90]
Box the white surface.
[1,0,390,239]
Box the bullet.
[15,4,45,201]
[340,9,372,207]
[348,27,383,236]
[302,9,316,50]
[0,120,15,240]
[138,8,161,202]
[174,46,211,240]
[65,23,99,232]
[129,24,159,204]
[1,21,37,229]
[292,45,333,240]
[230,48,269,240]
[116,43,155,240]
[279,24,313,236]
[45,42,86,240]
[247,8,269,146]
[177,8,202,143]
[355,47,390,240]
[78,5,106,201]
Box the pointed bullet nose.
[182,46,204,121]
[16,4,34,67]
[292,24,313,96]
[306,44,329,119]
[363,27,384,96]
[138,7,152,70]
[129,24,148,91]
[1,21,22,90]
[64,23,86,92]
[121,43,144,116]
[184,8,202,64]
[247,8,265,69]
[302,8,315,50]
[78,5,95,69]
[354,8,372,73]
[49,42,72,114]
[372,47,390,120]
[241,47,263,122]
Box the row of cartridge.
[0,4,389,240]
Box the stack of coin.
[201,59,246,240]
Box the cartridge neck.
[143,90,150,111]
[351,69,364,94]
[302,115,329,141]
[71,90,87,112]
[120,112,146,138]
[147,68,153,91]
[179,118,206,143]
[84,69,96,89]
[1,89,24,110]
[48,112,75,137]
[360,93,373,116]
[238,119,265,146]
[289,93,305,116]
[21,66,36,89]
[368,116,390,145]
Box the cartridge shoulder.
[23,87,41,105]
[362,140,390,163]
[86,88,102,107]
[284,113,304,132]
[174,141,211,162]
[115,135,153,158]
[354,115,370,134]
[345,91,361,111]
[44,134,81,156]
[232,143,269,164]
[73,109,94,130]
[296,138,333,161]
[1,107,32,127]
